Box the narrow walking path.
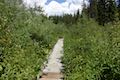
[40,38,64,80]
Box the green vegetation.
[0,0,120,80]
[118,0,120,20]
[0,1,60,79]
[62,1,120,79]
[49,11,80,25]
[86,0,117,25]
[62,17,120,80]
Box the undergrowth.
[63,17,120,80]
[0,0,120,80]
[0,1,61,79]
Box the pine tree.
[106,0,117,22]
[118,0,120,20]
[97,0,117,25]
[89,0,98,19]
[74,9,80,23]
[97,0,107,25]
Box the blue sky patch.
[46,0,65,5]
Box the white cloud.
[23,0,47,8]
[23,0,89,16]
[44,1,64,16]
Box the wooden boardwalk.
[40,38,64,80]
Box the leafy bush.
[63,18,120,80]
[0,1,58,79]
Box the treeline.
[84,0,120,25]
[49,0,120,26]
[49,10,80,25]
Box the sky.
[23,0,89,16]
[46,0,65,4]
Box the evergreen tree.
[118,0,120,20]
[106,0,117,22]
[97,0,107,25]
[89,0,98,19]
[74,9,80,23]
